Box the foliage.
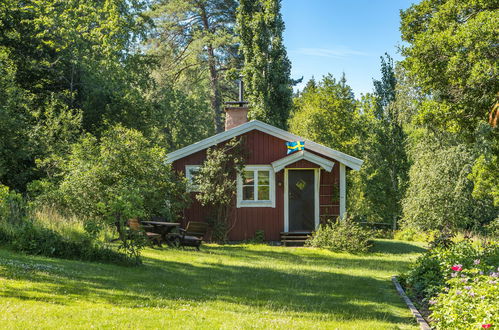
[237,0,294,129]
[145,84,214,152]
[468,124,499,206]
[401,133,497,231]
[400,0,499,133]
[0,189,129,264]
[306,218,373,253]
[0,240,425,328]
[394,227,435,242]
[349,57,409,225]
[430,256,499,329]
[401,239,499,312]
[49,125,189,262]
[0,185,27,225]
[195,138,247,241]
[147,0,240,133]
[289,74,359,155]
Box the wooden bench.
[170,221,209,250]
[127,218,162,247]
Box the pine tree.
[236,0,293,129]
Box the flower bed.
[400,239,499,329]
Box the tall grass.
[0,204,130,265]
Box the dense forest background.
[0,0,497,233]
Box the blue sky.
[281,0,416,98]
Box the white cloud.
[293,47,369,58]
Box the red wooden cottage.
[166,105,363,242]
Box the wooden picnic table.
[141,221,180,244]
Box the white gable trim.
[166,120,363,170]
[271,150,334,172]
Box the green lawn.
[0,240,425,329]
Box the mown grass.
[0,240,425,329]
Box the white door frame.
[284,168,320,232]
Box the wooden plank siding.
[172,129,340,241]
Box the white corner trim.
[165,120,363,171]
[284,168,320,232]
[339,164,346,219]
[236,165,276,208]
[271,150,334,172]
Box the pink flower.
[469,291,475,297]
[428,299,437,305]
[464,286,472,290]
[474,259,481,265]
[482,324,492,329]
[452,264,463,271]
[480,271,484,275]
[455,290,462,295]
[451,272,458,278]
[481,296,486,300]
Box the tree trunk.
[199,5,223,133]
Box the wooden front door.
[288,170,315,231]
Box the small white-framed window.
[185,165,201,192]
[237,165,275,208]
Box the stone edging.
[391,275,432,330]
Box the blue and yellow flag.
[286,141,305,154]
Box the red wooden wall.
[172,129,340,241]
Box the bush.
[0,184,26,224]
[0,218,130,265]
[430,265,499,329]
[0,186,131,265]
[305,218,373,253]
[400,238,499,328]
[394,226,437,242]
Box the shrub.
[401,238,499,329]
[394,226,437,242]
[306,218,372,253]
[0,218,129,265]
[430,265,499,329]
[49,125,189,262]
[196,137,247,241]
[0,184,26,224]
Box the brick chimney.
[225,106,249,130]
[224,78,249,131]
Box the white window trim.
[237,165,276,208]
[185,165,201,192]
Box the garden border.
[391,275,431,330]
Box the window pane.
[243,186,254,200]
[258,171,269,185]
[243,171,254,185]
[258,185,269,200]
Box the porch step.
[280,231,312,247]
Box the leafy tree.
[401,133,496,232]
[237,0,293,129]
[0,47,34,190]
[349,56,409,225]
[145,84,214,152]
[147,0,240,133]
[289,74,358,155]
[400,0,499,229]
[400,0,498,133]
[53,125,189,261]
[195,138,247,241]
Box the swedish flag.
[286,141,305,154]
